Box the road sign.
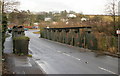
[116,30,120,34]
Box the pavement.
[25,30,119,75]
[3,33,43,74]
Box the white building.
[81,18,89,21]
[34,23,39,25]
[44,18,52,21]
[67,14,76,18]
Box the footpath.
[3,33,43,75]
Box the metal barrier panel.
[44,29,47,39]
[70,29,75,46]
[46,29,49,39]
[40,30,44,38]
[51,30,54,40]
[79,31,85,48]
[67,29,72,45]
[85,33,97,50]
[49,30,52,40]
[56,30,59,42]
[63,29,66,43]
[54,30,57,41]
[60,30,63,43]
[58,30,62,42]
[74,30,80,47]
[64,29,69,44]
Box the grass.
[13,36,30,40]
[33,31,40,34]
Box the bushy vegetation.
[13,36,30,40]
[2,13,8,52]
[39,13,119,54]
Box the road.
[25,30,119,75]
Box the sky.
[17,0,120,15]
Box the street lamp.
[117,30,120,54]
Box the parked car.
[24,28,28,31]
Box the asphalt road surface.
[25,30,119,75]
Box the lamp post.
[117,30,120,54]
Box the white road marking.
[57,50,117,75]
[62,53,81,61]
[98,67,117,74]
[71,56,76,58]
[28,58,33,67]
[57,50,82,62]
[75,58,81,61]
[57,51,61,53]
[63,53,70,56]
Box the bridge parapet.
[40,27,97,50]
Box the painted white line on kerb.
[36,61,47,73]
[98,67,117,74]
[28,58,33,67]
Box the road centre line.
[98,67,117,74]
[58,51,117,74]
[75,58,81,61]
[62,52,81,61]
[57,51,61,53]
[63,53,71,56]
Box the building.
[44,17,52,21]
[81,18,88,21]
[67,14,76,18]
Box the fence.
[40,27,98,50]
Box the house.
[44,18,52,21]
[67,14,76,18]
[81,18,88,21]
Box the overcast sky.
[17,0,120,15]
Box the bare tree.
[2,0,20,13]
[1,0,20,52]
[105,0,118,35]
